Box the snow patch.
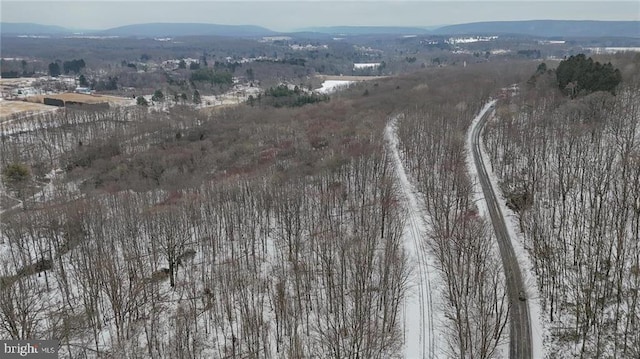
[353,63,381,70]
[316,80,353,94]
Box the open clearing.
[26,93,133,105]
[1,92,133,121]
[0,99,58,120]
[0,77,42,93]
[317,74,387,81]
[387,118,445,359]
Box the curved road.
[470,102,532,359]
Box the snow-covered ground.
[353,63,381,70]
[315,80,354,94]
[199,84,261,108]
[586,47,640,54]
[465,99,549,359]
[289,44,328,51]
[446,36,498,44]
[386,118,445,359]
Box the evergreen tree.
[152,89,164,103]
[79,75,89,87]
[193,90,201,104]
[556,54,621,96]
[48,62,61,77]
[63,59,86,74]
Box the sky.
[1,1,639,32]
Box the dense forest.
[2,46,638,358]
[484,55,640,357]
[0,61,531,357]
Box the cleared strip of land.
[316,75,387,81]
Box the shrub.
[136,96,149,106]
[2,163,30,185]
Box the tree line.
[47,58,86,77]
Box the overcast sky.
[2,1,638,32]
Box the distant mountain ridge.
[0,22,277,38]
[433,20,640,38]
[300,26,432,35]
[99,23,277,37]
[1,22,72,35]
[1,20,638,38]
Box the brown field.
[27,93,133,105]
[0,78,38,85]
[0,100,58,120]
[1,92,133,120]
[198,103,240,115]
